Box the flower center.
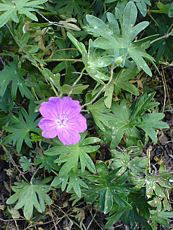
[55,114,68,128]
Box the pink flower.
[38,97,87,145]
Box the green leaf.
[84,162,130,218]
[67,32,87,60]
[106,12,120,36]
[85,2,154,76]
[106,210,125,228]
[123,2,137,29]
[104,83,114,108]
[114,67,139,96]
[51,173,88,198]
[45,135,99,174]
[105,0,118,4]
[134,0,151,16]
[61,84,89,95]
[88,99,114,131]
[55,0,90,19]
[35,155,58,173]
[6,181,52,220]
[136,113,169,143]
[4,104,39,152]
[128,45,153,76]
[19,156,32,172]
[150,210,173,228]
[86,15,113,38]
[0,62,33,99]
[100,188,114,214]
[105,0,151,17]
[168,3,173,17]
[0,0,48,27]
[110,101,131,146]
[105,93,167,146]
[130,92,157,121]
[131,21,149,41]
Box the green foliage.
[150,210,173,229]
[19,156,32,171]
[0,62,33,99]
[147,15,173,61]
[51,172,88,198]
[45,135,100,175]
[105,0,151,17]
[151,1,173,18]
[4,104,39,152]
[83,162,130,214]
[113,67,139,96]
[0,0,48,28]
[85,2,154,76]
[6,179,52,220]
[53,0,90,19]
[88,99,114,130]
[45,135,100,197]
[91,93,168,147]
[0,0,172,229]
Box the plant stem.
[68,68,85,96]
[44,58,82,62]
[82,66,114,108]
[150,31,173,45]
[30,167,40,184]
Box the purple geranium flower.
[38,97,87,145]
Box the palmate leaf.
[19,156,32,172]
[136,113,169,143]
[108,94,168,147]
[0,62,33,99]
[0,0,47,28]
[106,188,152,229]
[6,180,52,220]
[51,172,88,198]
[54,0,90,18]
[45,135,100,175]
[4,104,39,152]
[86,2,154,76]
[130,92,158,121]
[133,0,151,16]
[110,100,134,147]
[150,210,173,229]
[84,162,130,214]
[88,99,114,131]
[114,67,139,96]
[105,0,151,17]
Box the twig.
[37,12,80,31]
[49,206,58,230]
[24,220,54,229]
[1,145,28,182]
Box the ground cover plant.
[0,0,173,229]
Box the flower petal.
[38,118,59,138]
[39,102,58,119]
[49,97,61,103]
[57,129,80,145]
[68,114,87,133]
[61,96,81,113]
